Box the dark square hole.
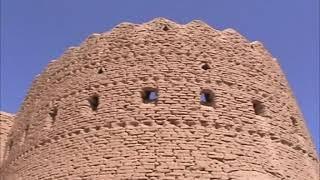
[290,116,298,126]
[201,63,211,70]
[142,88,158,103]
[98,68,104,74]
[88,95,99,111]
[200,90,215,107]
[162,25,169,31]
[252,100,265,116]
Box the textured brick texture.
[0,112,15,168]
[0,18,318,180]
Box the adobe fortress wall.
[0,112,15,167]
[0,18,318,180]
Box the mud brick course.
[0,112,15,167]
[0,18,318,180]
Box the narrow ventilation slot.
[25,124,30,135]
[8,140,13,151]
[252,100,265,116]
[141,88,158,103]
[88,95,99,111]
[5,140,14,159]
[200,89,215,107]
[21,124,30,142]
[49,106,58,124]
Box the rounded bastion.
[0,18,318,180]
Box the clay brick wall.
[0,18,318,179]
[0,112,15,167]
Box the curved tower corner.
[0,18,318,180]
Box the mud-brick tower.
[0,18,318,180]
[0,112,15,168]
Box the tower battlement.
[0,18,318,180]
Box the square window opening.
[200,90,215,107]
[252,100,265,116]
[88,95,99,111]
[142,88,158,103]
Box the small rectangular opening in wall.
[21,124,30,143]
[45,106,58,130]
[49,107,58,123]
[200,89,215,107]
[252,100,266,116]
[88,95,99,111]
[5,139,14,159]
[8,140,13,151]
[142,88,158,103]
[290,116,298,126]
[25,124,30,134]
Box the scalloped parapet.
[0,18,318,180]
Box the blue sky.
[1,0,319,152]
